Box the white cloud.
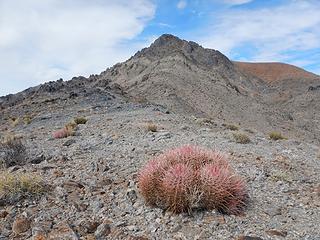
[0,0,155,96]
[177,0,187,9]
[158,22,174,28]
[198,0,320,71]
[223,0,253,5]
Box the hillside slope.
[1,34,319,143]
[0,34,320,240]
[98,34,320,143]
[234,61,319,83]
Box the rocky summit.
[0,34,319,239]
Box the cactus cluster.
[52,119,84,139]
[138,145,248,214]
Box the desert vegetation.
[270,171,292,183]
[138,145,248,214]
[52,117,87,139]
[10,117,20,127]
[0,170,46,205]
[269,131,287,141]
[22,115,32,125]
[233,132,251,144]
[224,124,239,131]
[0,135,27,168]
[74,117,87,125]
[146,122,158,132]
[52,126,75,139]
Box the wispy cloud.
[198,0,320,72]
[177,0,187,9]
[0,0,155,96]
[223,0,253,5]
[158,22,175,28]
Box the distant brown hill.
[234,61,319,83]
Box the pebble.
[94,220,111,239]
[12,217,31,234]
[0,210,8,218]
[47,221,78,240]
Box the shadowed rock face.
[1,34,319,143]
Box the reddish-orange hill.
[233,61,319,83]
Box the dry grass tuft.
[23,115,32,125]
[10,117,20,127]
[270,171,292,183]
[0,135,27,168]
[146,123,158,132]
[65,121,78,130]
[74,117,87,125]
[269,132,287,141]
[0,171,46,204]
[233,132,251,144]
[225,124,239,131]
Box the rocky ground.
[0,93,319,240]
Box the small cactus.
[200,163,247,214]
[161,164,194,213]
[138,159,167,206]
[52,127,74,139]
[52,121,78,139]
[138,145,248,214]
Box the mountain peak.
[134,34,232,70]
[153,34,183,46]
[150,34,200,51]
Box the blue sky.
[1,0,320,96]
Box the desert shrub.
[133,96,148,104]
[65,121,78,131]
[74,117,87,125]
[0,170,45,205]
[270,171,292,183]
[10,117,20,127]
[195,118,216,126]
[138,145,248,214]
[0,135,27,168]
[146,123,157,132]
[23,115,32,125]
[225,124,239,131]
[233,132,251,144]
[269,131,287,141]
